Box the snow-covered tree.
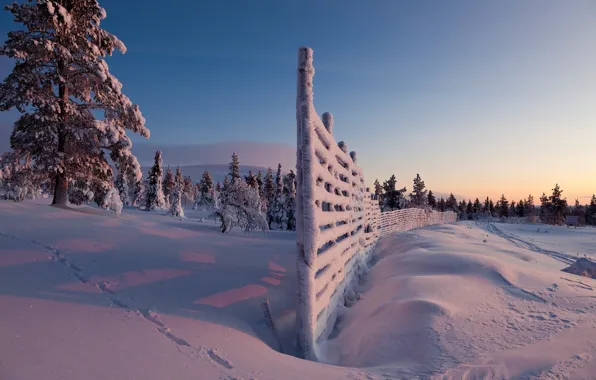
[114,165,129,207]
[256,170,264,197]
[0,0,149,206]
[409,173,428,208]
[539,192,551,223]
[169,166,184,217]
[162,166,175,207]
[473,198,481,215]
[0,150,42,201]
[438,197,446,212]
[268,163,287,230]
[284,170,296,231]
[182,175,194,205]
[212,176,267,233]
[194,169,215,210]
[144,150,165,210]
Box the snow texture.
[295,47,457,361]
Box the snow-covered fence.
[379,208,457,236]
[295,47,380,360]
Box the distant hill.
[140,164,273,184]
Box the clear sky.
[0,0,595,203]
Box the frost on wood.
[379,208,457,235]
[294,47,456,361]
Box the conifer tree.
[427,190,437,209]
[245,170,258,190]
[163,166,175,206]
[498,194,509,217]
[539,192,551,223]
[438,197,446,212]
[285,170,296,231]
[374,179,384,209]
[229,152,241,184]
[256,171,264,197]
[484,197,490,213]
[571,199,586,226]
[466,200,473,219]
[0,0,148,206]
[549,184,568,225]
[473,198,482,215]
[516,199,525,217]
[383,174,407,210]
[509,201,517,217]
[169,166,184,217]
[446,193,458,212]
[489,199,495,216]
[524,194,535,217]
[182,175,194,204]
[586,195,596,226]
[268,163,286,229]
[409,173,428,207]
[144,151,165,210]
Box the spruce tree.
[516,200,525,217]
[285,170,296,231]
[498,194,509,217]
[571,199,586,226]
[409,173,428,207]
[539,192,551,223]
[509,201,517,217]
[484,197,490,213]
[438,197,446,212]
[466,200,473,219]
[169,166,184,217]
[525,194,535,217]
[473,198,482,215]
[229,152,241,184]
[489,199,495,216]
[427,190,437,209]
[549,184,568,225]
[446,193,458,212]
[586,195,596,226]
[182,175,194,204]
[256,171,264,197]
[383,175,406,210]
[374,179,384,209]
[144,151,165,210]
[163,166,175,206]
[0,0,148,206]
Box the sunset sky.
[0,0,594,203]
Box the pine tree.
[516,200,525,217]
[215,182,222,193]
[427,190,437,209]
[473,198,482,215]
[571,199,586,226]
[114,166,129,207]
[182,176,194,205]
[144,151,165,210]
[509,201,517,217]
[374,179,384,208]
[539,192,551,223]
[498,194,509,217]
[268,163,286,229]
[489,199,495,216]
[484,197,490,213]
[466,200,473,220]
[525,194,535,217]
[256,171,264,197]
[163,166,175,206]
[409,173,428,207]
[438,197,446,212]
[383,175,407,211]
[586,195,596,226]
[169,166,184,217]
[549,184,568,225]
[446,193,458,212]
[0,0,148,206]
[229,152,241,184]
[284,170,296,231]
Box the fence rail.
[380,208,457,235]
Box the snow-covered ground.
[2,200,596,379]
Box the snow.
[2,201,596,379]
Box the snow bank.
[562,258,596,279]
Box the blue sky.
[1,0,595,201]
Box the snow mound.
[562,258,596,279]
